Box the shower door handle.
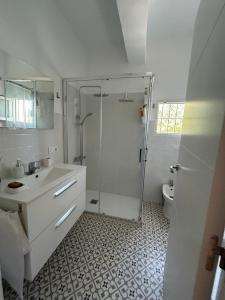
[139,149,142,163]
[139,148,148,163]
[144,147,148,162]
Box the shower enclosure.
[63,74,154,222]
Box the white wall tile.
[144,110,181,203]
[0,113,63,178]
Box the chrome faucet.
[28,161,41,174]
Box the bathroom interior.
[0,0,225,300]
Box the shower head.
[93,93,109,98]
[80,113,93,126]
[118,92,134,103]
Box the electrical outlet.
[48,145,58,154]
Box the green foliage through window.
[156,102,185,134]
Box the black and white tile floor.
[3,202,169,300]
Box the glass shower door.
[64,75,153,222]
[83,88,102,214]
[99,78,150,221]
[139,82,152,221]
[65,82,102,213]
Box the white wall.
[144,112,181,203]
[0,0,88,176]
[0,49,64,176]
[85,93,144,198]
[0,0,87,80]
[87,37,192,99]
[0,50,45,79]
[164,1,225,299]
[0,0,88,113]
[0,114,63,178]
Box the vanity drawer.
[25,170,86,241]
[25,191,85,281]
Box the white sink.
[6,167,73,191]
[43,167,72,185]
[21,167,73,188]
[0,163,87,281]
[0,163,85,203]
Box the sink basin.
[4,168,72,195]
[42,167,72,185]
[0,164,85,202]
[21,167,73,188]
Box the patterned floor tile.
[118,278,145,300]
[94,271,118,299]
[109,261,133,288]
[51,273,74,299]
[3,202,169,300]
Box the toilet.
[162,184,174,220]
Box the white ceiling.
[147,0,201,40]
[116,0,149,64]
[54,0,125,55]
[54,0,200,63]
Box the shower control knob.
[74,155,86,163]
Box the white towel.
[0,209,30,299]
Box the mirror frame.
[0,78,54,130]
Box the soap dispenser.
[14,159,24,179]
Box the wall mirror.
[0,49,54,129]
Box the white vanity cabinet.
[0,164,86,281]
[23,169,86,242]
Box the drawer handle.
[54,180,77,197]
[55,205,77,228]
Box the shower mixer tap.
[74,155,86,163]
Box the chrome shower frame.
[78,112,93,165]
[77,86,101,166]
[62,73,154,222]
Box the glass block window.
[156,102,185,134]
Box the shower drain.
[90,199,99,204]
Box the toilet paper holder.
[170,164,180,173]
